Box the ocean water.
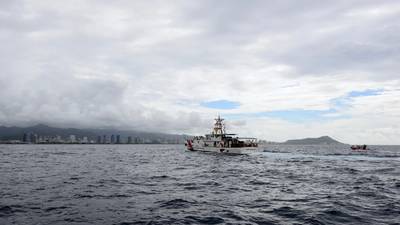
[0,144,399,225]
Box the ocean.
[0,144,399,225]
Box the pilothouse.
[186,116,259,154]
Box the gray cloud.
[1,0,400,143]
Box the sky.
[1,0,400,144]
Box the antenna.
[212,114,225,136]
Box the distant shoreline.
[0,143,182,145]
[1,143,398,146]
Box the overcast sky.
[1,0,400,144]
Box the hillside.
[283,136,345,145]
[0,124,190,144]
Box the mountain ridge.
[0,124,190,144]
[282,136,345,145]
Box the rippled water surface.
[1,144,399,225]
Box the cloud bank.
[1,0,400,144]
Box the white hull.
[186,116,259,155]
[188,146,260,154]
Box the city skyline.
[18,132,181,144]
[0,123,187,144]
[1,1,400,144]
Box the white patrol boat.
[186,116,259,154]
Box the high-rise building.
[55,135,62,143]
[30,133,37,143]
[22,133,28,142]
[102,135,107,144]
[97,136,102,144]
[69,135,76,143]
[82,137,88,143]
[110,135,115,144]
[116,135,121,144]
[127,136,132,144]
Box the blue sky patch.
[201,100,240,110]
[221,89,383,122]
[258,109,333,122]
[348,89,383,98]
[330,88,384,109]
[226,109,338,123]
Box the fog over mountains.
[0,124,190,144]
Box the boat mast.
[212,115,225,136]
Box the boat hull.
[187,146,260,154]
